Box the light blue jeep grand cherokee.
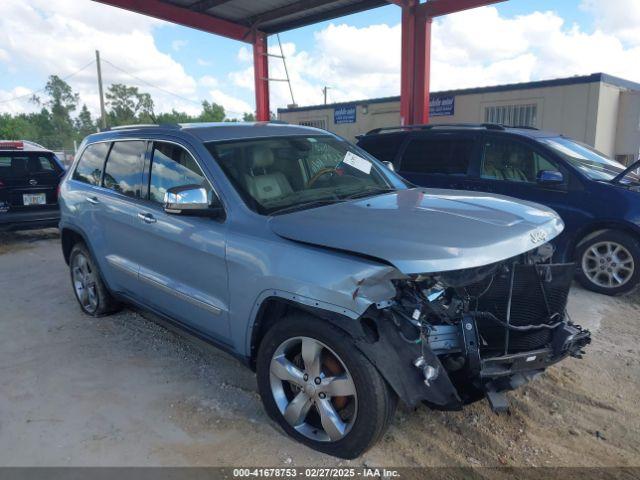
[59,122,590,458]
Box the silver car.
[59,123,591,458]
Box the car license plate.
[23,193,46,206]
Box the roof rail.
[510,125,539,130]
[364,123,506,135]
[109,123,181,131]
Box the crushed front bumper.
[422,316,591,412]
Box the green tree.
[105,83,155,126]
[198,100,225,122]
[155,109,196,124]
[28,75,79,149]
[242,112,255,122]
[75,104,95,139]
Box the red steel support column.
[253,32,270,121]
[400,2,432,125]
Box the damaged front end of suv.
[348,245,591,412]
[269,189,592,413]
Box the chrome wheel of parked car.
[581,241,635,289]
[72,251,99,313]
[68,242,120,316]
[270,336,357,442]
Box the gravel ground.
[0,229,639,467]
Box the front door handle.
[137,212,157,224]
[86,196,99,204]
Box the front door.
[470,134,590,259]
[129,140,230,342]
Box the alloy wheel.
[72,252,99,313]
[269,336,357,442]
[582,241,635,289]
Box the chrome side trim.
[138,272,222,315]
[105,255,138,278]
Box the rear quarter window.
[73,143,111,186]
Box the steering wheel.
[306,167,336,187]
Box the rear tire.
[256,313,396,459]
[576,230,640,296]
[69,243,120,316]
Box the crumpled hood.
[269,188,564,274]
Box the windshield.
[539,137,639,183]
[206,135,396,215]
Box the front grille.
[470,263,574,353]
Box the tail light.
[0,179,4,187]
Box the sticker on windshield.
[342,151,372,174]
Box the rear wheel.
[256,314,396,459]
[69,243,120,316]
[576,230,640,295]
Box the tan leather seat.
[483,153,504,180]
[244,146,293,202]
[503,152,529,182]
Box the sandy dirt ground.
[0,229,638,467]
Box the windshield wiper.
[270,198,344,216]
[611,158,640,184]
[342,186,398,200]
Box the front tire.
[69,243,120,316]
[576,230,640,295]
[256,314,396,459]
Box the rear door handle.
[86,196,99,204]
[137,212,157,224]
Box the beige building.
[278,73,640,165]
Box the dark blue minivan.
[358,124,640,296]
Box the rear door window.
[73,143,110,186]
[358,134,403,163]
[102,141,146,198]
[0,154,60,178]
[400,136,474,175]
[148,142,211,204]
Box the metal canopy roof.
[94,0,506,122]
[153,0,388,35]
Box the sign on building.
[334,105,357,124]
[430,96,455,117]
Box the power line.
[101,57,201,106]
[100,56,248,116]
[0,59,96,105]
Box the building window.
[484,104,537,128]
[299,119,326,130]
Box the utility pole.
[322,86,331,105]
[95,50,107,130]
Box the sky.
[0,0,639,120]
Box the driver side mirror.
[163,185,224,219]
[382,161,395,172]
[536,170,564,185]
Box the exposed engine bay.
[367,244,592,412]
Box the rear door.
[396,132,479,189]
[0,152,63,213]
[93,140,147,295]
